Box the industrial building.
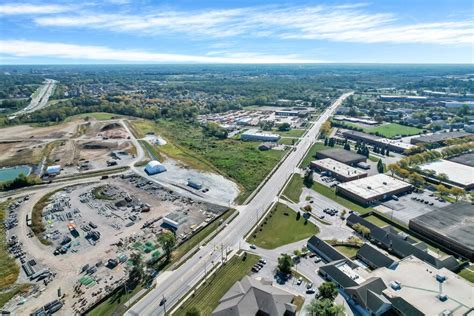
[409,202,474,261]
[448,152,474,167]
[420,160,474,189]
[410,131,471,145]
[319,255,473,316]
[213,276,297,316]
[144,160,166,175]
[336,174,412,205]
[275,110,299,117]
[315,148,367,165]
[163,211,187,230]
[310,158,367,182]
[342,131,414,153]
[240,131,280,142]
[45,165,61,176]
[378,95,428,102]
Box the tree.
[377,159,384,174]
[398,168,410,180]
[436,184,449,197]
[278,122,291,131]
[409,172,425,188]
[296,211,301,221]
[340,210,346,219]
[387,163,400,176]
[304,169,314,187]
[450,187,465,201]
[318,282,338,300]
[343,142,350,151]
[277,254,293,275]
[305,298,345,316]
[157,231,176,259]
[128,252,144,282]
[303,204,312,212]
[324,138,329,146]
[353,223,371,237]
[185,307,201,316]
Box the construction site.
[3,173,228,315]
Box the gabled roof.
[357,244,395,269]
[307,235,346,262]
[213,276,296,316]
[319,261,358,288]
[345,277,388,312]
[346,214,459,271]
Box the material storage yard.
[2,174,227,314]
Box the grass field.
[248,203,319,249]
[364,215,390,227]
[299,142,331,168]
[87,285,144,316]
[343,122,422,139]
[131,119,286,202]
[65,112,120,122]
[278,137,297,145]
[334,245,359,258]
[282,174,304,203]
[311,182,374,215]
[273,128,305,137]
[176,253,260,315]
[457,265,474,283]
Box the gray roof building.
[356,244,396,270]
[307,235,346,262]
[410,131,471,145]
[212,276,297,316]
[448,152,474,167]
[315,148,367,165]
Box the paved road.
[11,79,57,118]
[126,92,353,316]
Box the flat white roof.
[335,261,366,285]
[373,256,473,315]
[374,138,414,150]
[337,174,411,199]
[420,160,474,187]
[312,158,367,178]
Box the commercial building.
[45,165,61,176]
[420,160,474,189]
[310,158,367,182]
[444,100,474,109]
[378,95,428,102]
[410,131,471,145]
[448,152,474,167]
[346,214,459,271]
[336,174,412,205]
[409,202,474,261]
[240,131,280,142]
[275,110,299,117]
[333,115,378,125]
[319,256,473,316]
[144,160,166,175]
[315,148,367,165]
[163,211,187,230]
[356,244,396,270]
[342,131,414,153]
[212,276,297,316]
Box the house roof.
[345,277,389,313]
[346,214,459,271]
[212,276,296,316]
[307,235,346,262]
[357,244,395,269]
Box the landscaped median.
[247,203,319,249]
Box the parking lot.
[377,189,448,224]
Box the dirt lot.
[3,175,227,315]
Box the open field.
[65,112,123,122]
[278,137,297,145]
[175,253,260,316]
[131,119,286,202]
[248,202,319,249]
[282,174,304,203]
[86,285,144,316]
[273,128,305,137]
[299,142,331,168]
[334,245,359,258]
[364,215,390,227]
[342,122,422,138]
[311,182,374,215]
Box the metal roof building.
[144,160,166,175]
[410,131,471,145]
[310,158,367,182]
[315,148,367,165]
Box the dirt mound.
[101,123,122,131]
[81,141,116,150]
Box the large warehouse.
[310,158,367,182]
[410,131,471,145]
[448,152,474,167]
[420,159,474,189]
[240,131,280,142]
[342,131,413,153]
[315,148,366,165]
[409,202,474,261]
[336,174,412,205]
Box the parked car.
[297,277,303,285]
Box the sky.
[0,0,473,64]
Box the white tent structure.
[145,160,166,175]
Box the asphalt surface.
[126,92,353,316]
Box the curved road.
[126,92,353,316]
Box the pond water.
[0,166,31,183]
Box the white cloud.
[0,3,73,15]
[0,40,324,63]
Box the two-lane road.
[126,92,353,316]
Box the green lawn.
[274,129,305,137]
[364,215,390,227]
[341,122,422,139]
[334,245,359,258]
[299,142,331,168]
[176,253,260,316]
[311,182,374,215]
[131,120,286,203]
[248,203,319,249]
[278,137,297,145]
[282,174,304,203]
[87,285,144,316]
[65,112,121,122]
[457,265,474,284]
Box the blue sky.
[0,0,473,64]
